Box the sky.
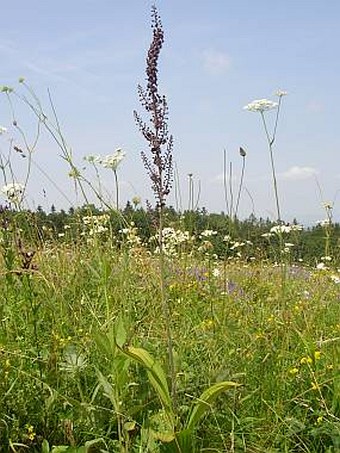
[0,0,340,225]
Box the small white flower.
[101,148,126,171]
[316,262,327,270]
[243,99,278,112]
[200,229,218,238]
[317,219,331,227]
[321,256,332,261]
[275,89,288,97]
[84,154,101,164]
[212,268,221,278]
[270,224,292,234]
[2,182,25,205]
[322,201,333,210]
[330,275,340,284]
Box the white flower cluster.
[317,219,331,227]
[330,274,340,284]
[243,99,278,112]
[275,89,288,97]
[120,222,143,249]
[84,149,126,171]
[2,182,24,205]
[269,224,303,235]
[200,229,218,238]
[82,214,110,236]
[154,227,193,257]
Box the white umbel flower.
[2,182,24,205]
[244,99,278,112]
[101,148,126,170]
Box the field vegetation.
[1,6,340,453]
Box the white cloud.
[281,166,318,181]
[202,50,231,75]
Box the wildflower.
[1,182,24,205]
[84,154,101,164]
[322,201,333,210]
[317,219,331,227]
[311,382,319,391]
[132,195,141,206]
[0,126,7,135]
[316,416,323,424]
[321,256,332,261]
[275,89,288,97]
[25,424,36,441]
[289,367,299,375]
[243,99,278,112]
[200,229,217,238]
[101,148,126,170]
[316,262,327,270]
[212,268,220,278]
[330,275,340,284]
[270,225,289,234]
[314,351,321,360]
[0,86,13,93]
[300,356,313,365]
[68,167,81,179]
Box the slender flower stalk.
[100,149,126,210]
[244,91,287,223]
[234,147,247,218]
[134,6,176,402]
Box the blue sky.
[0,0,339,224]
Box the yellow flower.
[25,424,36,441]
[314,351,321,360]
[289,367,299,375]
[300,356,313,365]
[316,416,323,424]
[311,382,319,391]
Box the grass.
[0,7,339,452]
[1,225,340,452]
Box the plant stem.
[113,169,119,211]
[260,112,281,223]
[159,205,176,405]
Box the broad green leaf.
[51,448,86,453]
[121,346,174,422]
[186,381,240,432]
[124,421,136,432]
[42,439,50,453]
[115,316,127,348]
[96,369,117,408]
[84,438,105,451]
[159,429,194,453]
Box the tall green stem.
[260,112,281,223]
[113,169,119,211]
[159,206,176,404]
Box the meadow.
[1,6,340,453]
